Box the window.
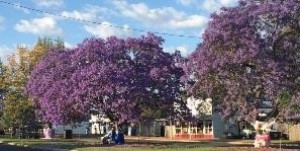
[175,122,181,134]
[175,128,181,134]
[197,122,203,134]
[173,120,213,136]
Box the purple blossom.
[26,33,188,125]
[185,0,300,123]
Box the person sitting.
[101,127,116,145]
[115,129,125,144]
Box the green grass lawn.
[77,147,215,151]
[0,136,299,151]
[0,138,215,151]
[0,138,80,150]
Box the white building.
[53,122,89,135]
[89,114,111,135]
[53,114,112,135]
[164,97,226,140]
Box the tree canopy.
[26,33,188,125]
[185,0,300,123]
[0,37,64,130]
[0,59,6,116]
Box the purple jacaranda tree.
[185,0,300,123]
[26,50,77,125]
[26,33,188,125]
[125,35,188,122]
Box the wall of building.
[53,122,89,135]
[164,120,215,140]
[163,113,238,140]
[89,114,111,135]
[288,124,300,141]
[127,121,165,137]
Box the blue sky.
[0,0,238,60]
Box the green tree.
[1,47,36,135]
[2,90,36,130]
[0,59,7,117]
[1,37,64,135]
[30,37,64,68]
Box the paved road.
[0,143,49,151]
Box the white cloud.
[64,42,74,49]
[14,17,63,36]
[33,0,63,7]
[61,10,96,21]
[176,46,189,56]
[165,45,190,57]
[14,2,30,14]
[170,15,208,29]
[220,0,237,6]
[177,0,196,6]
[113,1,208,29]
[84,21,132,39]
[0,16,4,30]
[60,5,121,39]
[203,0,238,12]
[0,45,14,61]
[61,5,109,21]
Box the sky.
[0,0,238,61]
